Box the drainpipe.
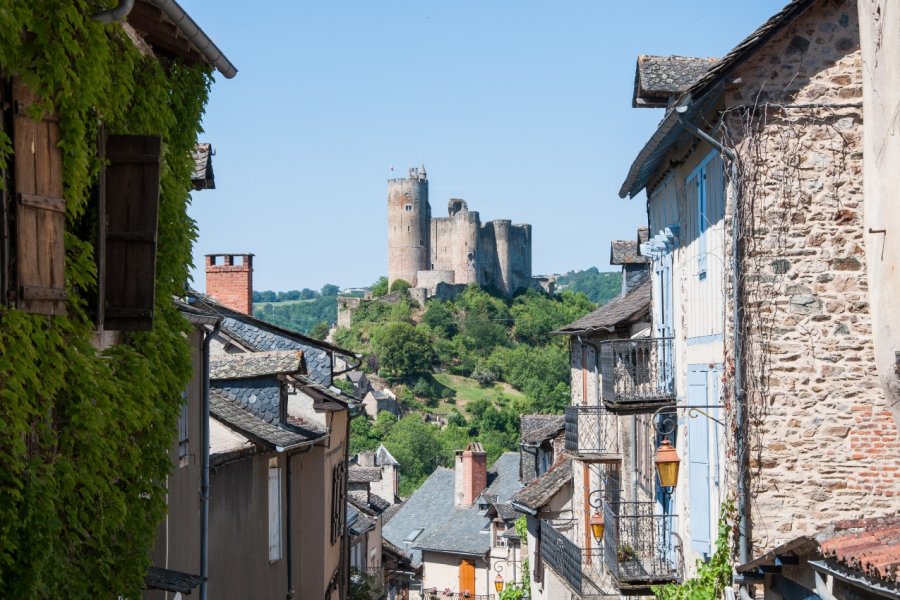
[91,0,134,23]
[200,319,221,600]
[677,115,750,568]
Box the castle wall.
[509,223,532,294]
[416,269,455,294]
[387,172,429,287]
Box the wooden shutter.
[268,462,283,561]
[102,134,161,330]
[458,559,475,595]
[687,366,712,557]
[12,81,66,315]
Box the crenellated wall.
[387,170,532,297]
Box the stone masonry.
[720,0,899,555]
[387,167,533,298]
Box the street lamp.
[494,572,504,593]
[589,510,605,543]
[655,439,681,488]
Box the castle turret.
[492,219,512,295]
[387,167,430,287]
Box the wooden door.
[458,559,475,596]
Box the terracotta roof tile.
[820,516,900,585]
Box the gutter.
[510,500,537,516]
[675,114,750,572]
[146,0,238,79]
[200,317,222,600]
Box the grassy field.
[431,373,526,415]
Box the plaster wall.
[420,551,489,597]
[857,0,900,427]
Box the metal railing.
[539,523,612,597]
[564,405,620,457]
[600,338,676,411]
[422,594,491,600]
[603,501,680,587]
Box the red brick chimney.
[454,442,487,507]
[205,253,253,314]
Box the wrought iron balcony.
[564,405,620,460]
[539,522,612,597]
[600,338,676,412]
[603,501,680,589]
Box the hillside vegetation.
[336,283,596,493]
[556,267,621,304]
[251,285,340,337]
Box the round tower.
[493,219,512,295]
[387,167,430,287]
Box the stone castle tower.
[386,167,532,298]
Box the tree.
[382,415,445,495]
[389,278,412,293]
[309,321,330,340]
[370,276,388,297]
[371,322,435,378]
[257,290,276,302]
[422,299,457,338]
[321,284,340,297]
[300,288,318,300]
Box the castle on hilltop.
[387,166,533,299]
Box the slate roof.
[375,443,399,466]
[191,143,215,190]
[369,493,392,513]
[190,292,356,386]
[211,376,282,424]
[348,504,376,536]
[610,229,651,266]
[494,503,519,522]
[510,456,572,513]
[520,415,564,445]
[348,490,391,516]
[382,452,521,565]
[349,466,383,483]
[210,389,324,450]
[209,350,304,380]
[145,566,202,593]
[819,516,900,586]
[633,55,718,107]
[620,0,818,198]
[554,280,651,335]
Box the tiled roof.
[383,453,521,564]
[209,350,304,380]
[610,238,650,266]
[348,490,391,516]
[819,516,900,585]
[494,503,519,522]
[375,443,399,466]
[349,466,383,483]
[369,493,392,513]
[189,292,356,386]
[620,0,817,198]
[210,389,324,450]
[521,415,564,445]
[554,280,651,335]
[633,55,718,107]
[510,456,572,513]
[145,566,202,593]
[211,376,282,424]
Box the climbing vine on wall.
[0,2,212,597]
[652,501,735,600]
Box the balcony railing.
[603,501,680,588]
[601,338,675,412]
[539,522,612,597]
[564,406,620,459]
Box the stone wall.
[387,170,429,287]
[722,0,899,553]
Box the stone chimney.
[205,253,254,314]
[454,442,487,507]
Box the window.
[177,391,189,466]
[268,458,283,561]
[404,204,412,212]
[404,528,424,543]
[331,461,347,545]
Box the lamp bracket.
[652,404,725,435]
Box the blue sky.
[183,1,787,292]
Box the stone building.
[387,167,533,298]
[614,0,899,598]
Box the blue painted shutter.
[688,367,711,557]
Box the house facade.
[617,0,900,597]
